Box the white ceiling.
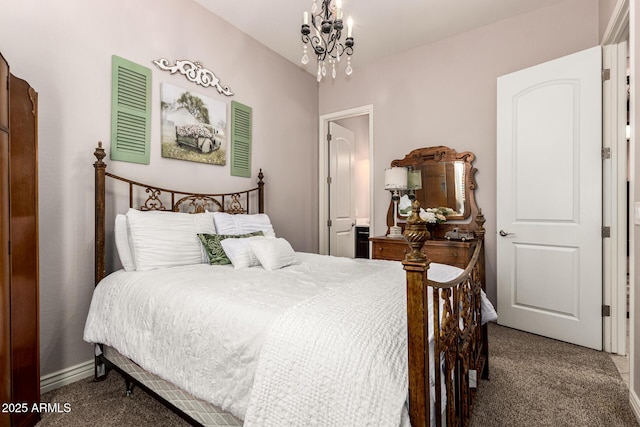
[193,0,567,74]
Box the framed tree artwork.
[160,82,227,165]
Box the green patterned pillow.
[198,231,264,265]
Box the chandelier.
[300,0,355,82]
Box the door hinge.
[602,68,611,81]
[327,132,332,142]
[602,305,611,317]
[327,176,332,184]
[602,147,611,159]
[602,226,611,238]
[327,220,332,227]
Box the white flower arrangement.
[419,206,455,224]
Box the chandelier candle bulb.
[347,16,353,37]
[303,11,309,25]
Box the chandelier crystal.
[301,0,355,82]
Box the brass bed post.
[402,200,431,427]
[93,142,107,381]
[257,169,264,213]
[475,210,489,380]
[94,142,106,287]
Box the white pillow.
[249,237,297,271]
[220,236,267,269]
[114,214,135,271]
[126,209,216,271]
[213,212,276,237]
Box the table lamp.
[385,166,408,238]
[407,168,422,201]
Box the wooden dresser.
[369,235,476,269]
[0,53,40,427]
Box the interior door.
[496,46,603,350]
[328,122,355,257]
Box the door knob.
[499,230,514,237]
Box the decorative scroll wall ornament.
[153,59,234,96]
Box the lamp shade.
[384,167,408,190]
[407,169,422,190]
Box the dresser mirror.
[387,146,480,237]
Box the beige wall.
[319,0,600,303]
[0,0,318,376]
[600,0,623,41]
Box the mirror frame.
[386,146,481,238]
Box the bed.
[84,142,492,427]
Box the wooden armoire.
[0,53,40,427]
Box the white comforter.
[244,257,410,426]
[83,252,467,423]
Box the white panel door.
[496,46,602,350]
[329,122,355,257]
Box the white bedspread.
[83,252,472,423]
[243,259,410,426]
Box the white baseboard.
[630,389,640,423]
[40,359,94,394]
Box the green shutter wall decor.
[230,101,252,178]
[110,55,151,164]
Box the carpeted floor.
[35,323,638,426]
[35,371,190,426]
[470,324,638,427]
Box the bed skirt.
[102,346,242,427]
